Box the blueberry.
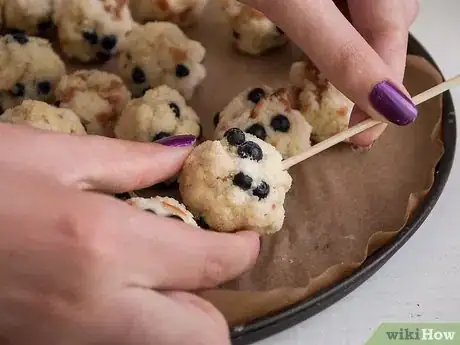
[153,132,170,141]
[245,123,267,141]
[141,87,150,96]
[132,67,146,84]
[168,214,184,222]
[101,34,117,51]
[270,114,290,132]
[96,51,111,63]
[10,83,25,97]
[224,128,246,146]
[114,192,131,200]
[37,81,51,95]
[11,32,28,45]
[37,19,53,32]
[237,141,263,161]
[196,216,211,230]
[247,88,265,104]
[233,30,240,39]
[175,64,190,78]
[253,181,270,199]
[7,28,25,35]
[145,209,157,215]
[82,30,98,45]
[213,112,220,127]
[233,172,253,191]
[169,102,180,118]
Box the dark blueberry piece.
[270,114,290,132]
[96,51,111,63]
[253,181,270,200]
[233,30,240,39]
[153,132,170,141]
[169,102,180,118]
[37,19,53,32]
[132,67,146,84]
[101,34,117,51]
[237,141,263,161]
[141,87,150,96]
[83,30,98,45]
[7,28,25,35]
[168,214,184,222]
[145,209,157,215]
[224,128,245,146]
[11,33,29,45]
[233,172,253,191]
[10,83,25,97]
[114,192,131,200]
[37,81,51,95]
[247,88,265,104]
[198,124,203,138]
[245,123,267,141]
[213,112,220,127]
[175,64,190,78]
[196,216,211,230]
[276,26,284,34]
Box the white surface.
[256,1,460,345]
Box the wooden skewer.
[282,74,460,170]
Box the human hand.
[244,0,419,147]
[0,124,260,345]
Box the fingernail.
[369,80,418,126]
[155,134,196,147]
[351,143,373,153]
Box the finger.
[0,123,196,192]
[94,289,230,345]
[252,0,418,126]
[347,0,416,146]
[76,192,260,290]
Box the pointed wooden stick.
[282,74,460,170]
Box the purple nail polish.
[369,80,418,126]
[155,134,196,147]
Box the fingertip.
[233,231,261,267]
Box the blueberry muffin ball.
[117,22,206,100]
[53,0,134,63]
[55,69,131,136]
[3,0,54,36]
[126,196,198,227]
[289,60,354,142]
[214,88,312,158]
[0,33,66,112]
[220,0,288,56]
[179,129,292,234]
[0,100,87,135]
[129,0,209,28]
[114,84,201,142]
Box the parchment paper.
[57,1,444,326]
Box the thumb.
[0,123,196,193]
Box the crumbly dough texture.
[55,69,131,136]
[53,0,134,62]
[117,22,206,100]
[214,87,312,158]
[220,0,288,55]
[129,0,209,28]
[127,196,198,227]
[289,60,354,142]
[179,131,292,234]
[3,0,54,35]
[114,84,200,142]
[0,100,87,134]
[0,34,66,112]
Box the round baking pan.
[230,33,457,345]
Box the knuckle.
[199,251,229,287]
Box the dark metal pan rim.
[230,33,457,345]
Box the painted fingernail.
[155,134,196,147]
[369,80,418,126]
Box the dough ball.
[179,129,292,234]
[129,0,209,28]
[0,33,66,112]
[215,87,312,158]
[289,60,354,142]
[53,0,134,63]
[117,22,206,100]
[3,0,54,36]
[55,70,131,136]
[0,100,87,134]
[220,0,288,56]
[127,196,198,227]
[114,84,201,142]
